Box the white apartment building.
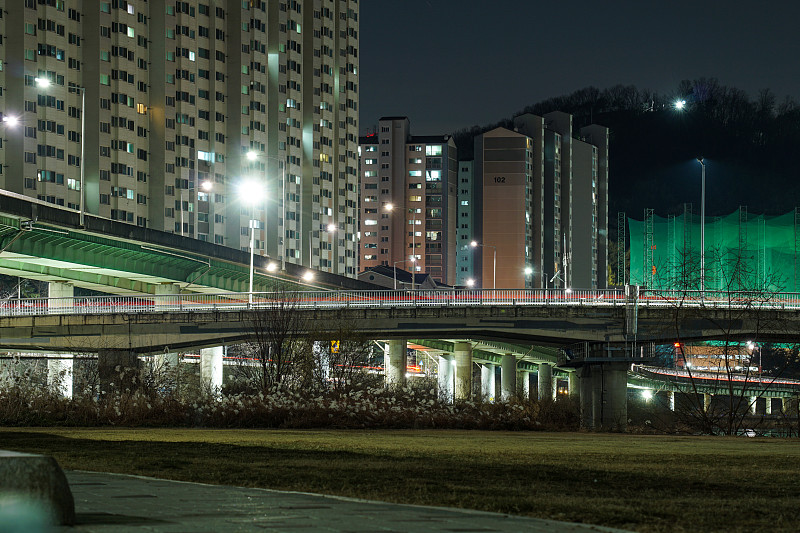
[0,0,360,276]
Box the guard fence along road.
[2,288,800,317]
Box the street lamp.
[697,157,706,293]
[392,258,414,290]
[36,77,85,226]
[470,240,497,289]
[385,202,420,290]
[247,150,286,269]
[310,223,337,270]
[238,179,266,305]
[674,99,686,110]
[302,271,315,282]
[466,278,475,288]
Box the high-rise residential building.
[470,112,608,289]
[358,117,457,285]
[455,161,474,286]
[0,1,360,276]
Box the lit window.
[425,145,442,156]
[364,220,377,226]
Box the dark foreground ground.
[1,428,798,533]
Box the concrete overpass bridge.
[0,190,374,296]
[2,288,800,429]
[2,192,799,428]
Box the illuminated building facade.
[358,117,457,285]
[0,0,360,275]
[470,112,608,289]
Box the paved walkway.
[54,470,628,532]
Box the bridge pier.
[384,340,407,389]
[579,360,628,431]
[98,349,140,393]
[517,370,530,400]
[538,363,553,401]
[48,282,73,312]
[750,396,758,415]
[703,393,711,413]
[47,354,74,399]
[481,363,496,403]
[782,397,790,414]
[568,371,580,400]
[437,354,455,403]
[155,282,181,302]
[155,352,179,372]
[765,397,772,415]
[200,346,224,392]
[454,342,472,401]
[500,354,516,401]
[668,391,675,411]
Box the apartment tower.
[358,117,457,285]
[471,112,608,289]
[0,0,360,276]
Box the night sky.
[360,1,800,135]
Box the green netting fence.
[629,207,800,292]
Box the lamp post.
[697,157,706,293]
[470,240,497,289]
[309,223,337,270]
[385,203,419,291]
[237,179,266,305]
[392,258,414,290]
[247,150,286,269]
[36,78,85,226]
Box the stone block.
[0,450,75,525]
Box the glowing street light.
[302,271,315,282]
[392,258,414,290]
[310,223,337,270]
[470,240,497,290]
[674,99,686,110]
[466,278,475,288]
[36,77,86,226]
[2,116,19,127]
[246,149,286,269]
[237,180,267,305]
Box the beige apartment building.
[472,112,608,289]
[358,117,457,285]
[0,0,360,276]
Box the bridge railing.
[3,288,800,317]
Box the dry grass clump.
[0,364,579,430]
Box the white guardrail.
[3,289,800,317]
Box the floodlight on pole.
[697,157,706,293]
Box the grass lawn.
[1,428,797,532]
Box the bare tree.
[239,286,313,392]
[644,245,797,435]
